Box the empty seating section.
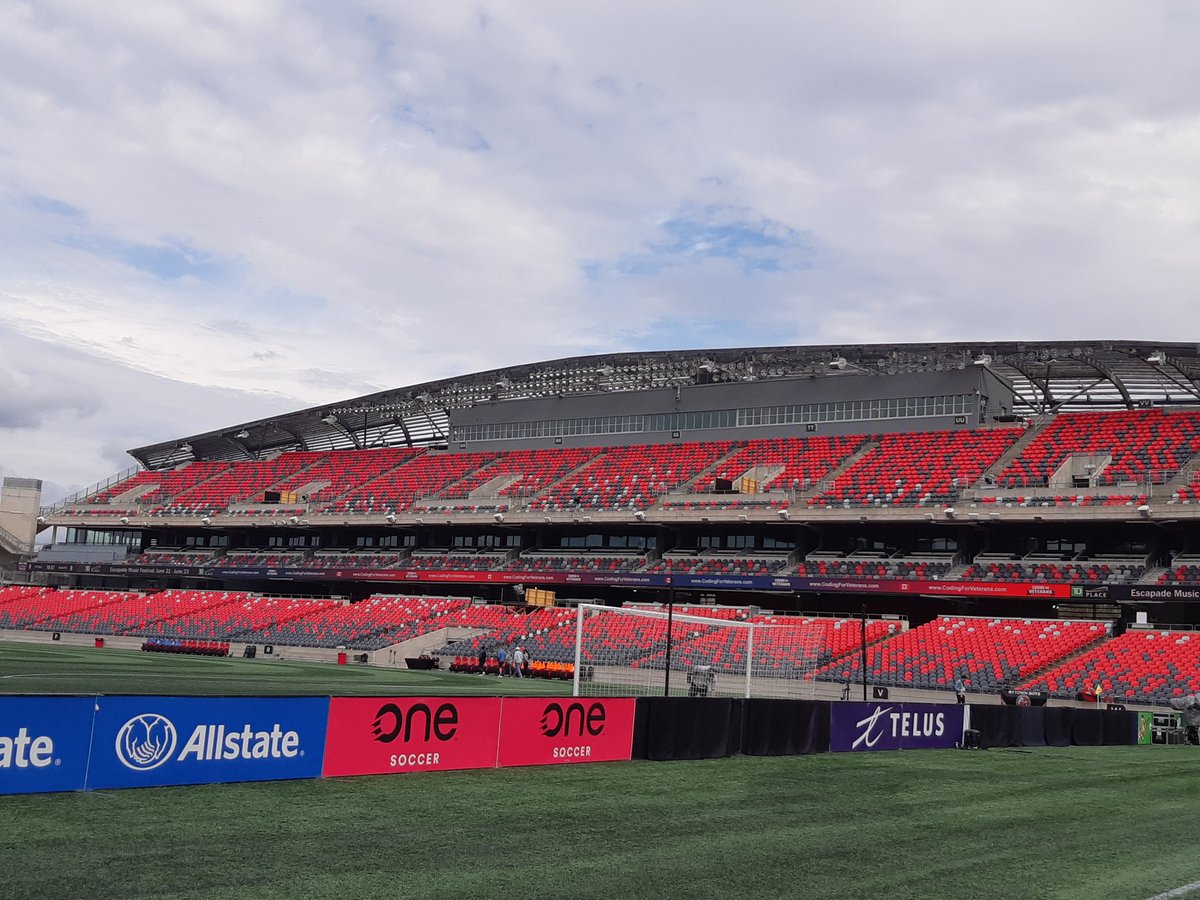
[996,410,1200,489]
[331,451,500,513]
[813,429,1020,507]
[404,551,509,571]
[643,553,790,576]
[818,616,1107,693]
[255,596,470,649]
[0,586,142,630]
[294,552,407,570]
[795,557,954,579]
[157,453,328,514]
[133,550,217,567]
[82,461,231,509]
[437,448,603,500]
[692,435,866,495]
[637,616,900,677]
[503,553,647,573]
[140,595,335,642]
[1157,558,1200,585]
[961,557,1145,584]
[265,448,418,508]
[1022,629,1200,703]
[529,441,732,511]
[216,552,308,569]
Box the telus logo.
[114,714,301,770]
[0,728,55,769]
[371,702,459,744]
[539,701,606,738]
[851,705,946,750]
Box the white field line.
[1148,881,1200,900]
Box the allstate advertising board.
[0,696,96,795]
[830,702,965,752]
[85,696,328,790]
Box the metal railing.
[39,466,142,515]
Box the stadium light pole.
[861,602,869,702]
[663,585,675,697]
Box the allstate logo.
[115,714,178,771]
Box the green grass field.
[3,641,1200,899]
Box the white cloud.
[1,1,1199,497]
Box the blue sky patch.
[584,208,814,280]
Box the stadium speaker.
[243,646,257,658]
[633,510,645,521]
[959,729,982,750]
[288,515,300,525]
[386,513,397,524]
[777,509,789,520]
[264,490,281,503]
[493,512,505,523]
[201,516,211,526]
[120,516,130,525]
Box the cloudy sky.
[2,1,1199,503]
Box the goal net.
[571,603,853,700]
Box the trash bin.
[95,637,105,649]
[337,652,347,665]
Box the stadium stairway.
[970,417,1048,489]
[798,440,879,504]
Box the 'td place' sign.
[830,702,965,753]
[497,697,635,767]
[0,696,95,795]
[323,697,502,776]
[85,696,329,790]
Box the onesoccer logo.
[115,713,178,771]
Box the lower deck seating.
[816,616,1108,693]
[1022,629,1200,704]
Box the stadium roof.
[130,340,1200,470]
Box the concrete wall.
[0,477,41,550]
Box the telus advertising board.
[497,698,636,767]
[0,696,96,795]
[830,702,965,752]
[85,696,329,790]
[323,697,503,776]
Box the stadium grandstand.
[8,340,1200,708]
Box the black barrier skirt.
[1103,710,1137,746]
[1018,707,1046,747]
[968,705,1021,749]
[633,697,745,761]
[742,699,829,756]
[1043,707,1071,747]
[1071,708,1104,746]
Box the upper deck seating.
[996,410,1200,489]
[529,441,733,511]
[812,429,1020,508]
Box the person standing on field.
[512,646,525,678]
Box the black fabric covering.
[1043,707,1072,747]
[1071,708,1104,746]
[632,697,745,760]
[742,700,829,756]
[1102,710,1137,746]
[1018,707,1047,746]
[969,705,1021,749]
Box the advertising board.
[497,697,636,767]
[830,702,965,752]
[323,696,502,776]
[85,696,328,790]
[0,696,95,795]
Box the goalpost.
[570,603,830,700]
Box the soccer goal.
[570,603,834,700]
